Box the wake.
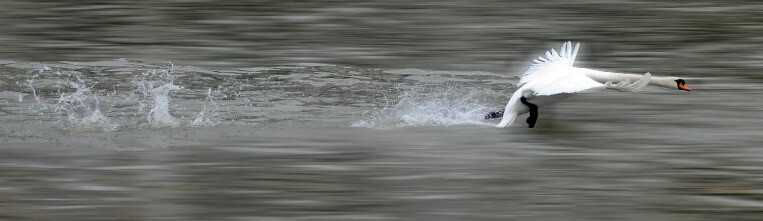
[352,83,500,128]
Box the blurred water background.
[1,0,763,220]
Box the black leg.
[484,110,504,119]
[520,97,538,128]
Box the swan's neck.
[650,77,680,89]
[575,68,677,89]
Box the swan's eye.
[675,79,691,91]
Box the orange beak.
[678,83,691,91]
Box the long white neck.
[573,67,677,89]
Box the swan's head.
[675,79,691,91]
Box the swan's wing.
[519,41,604,96]
[530,72,605,96]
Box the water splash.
[133,64,182,128]
[191,88,222,127]
[17,74,46,111]
[352,83,498,128]
[26,77,41,104]
[18,64,56,112]
[54,74,118,131]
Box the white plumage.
[520,42,605,95]
[495,41,689,128]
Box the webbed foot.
[484,111,504,119]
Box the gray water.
[2,1,763,220]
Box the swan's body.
[492,42,690,128]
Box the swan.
[486,41,691,128]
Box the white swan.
[488,41,691,128]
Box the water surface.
[2,1,763,220]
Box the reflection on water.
[2,0,763,220]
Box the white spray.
[55,74,118,131]
[352,83,496,128]
[133,64,182,127]
[191,87,222,127]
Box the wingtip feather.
[520,41,585,86]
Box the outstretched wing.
[518,41,604,96]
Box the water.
[2,1,763,220]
